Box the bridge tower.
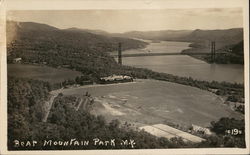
[211,41,216,62]
[118,42,122,65]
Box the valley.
[6,21,246,149]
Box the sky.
[7,8,243,33]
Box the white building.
[13,58,22,63]
[192,124,212,135]
[100,75,133,82]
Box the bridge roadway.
[112,52,226,58]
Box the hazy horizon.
[6,19,244,33]
[7,8,243,33]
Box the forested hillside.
[7,21,147,50]
[7,21,147,77]
[212,40,244,64]
[8,77,245,150]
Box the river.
[119,39,244,83]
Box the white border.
[0,0,249,154]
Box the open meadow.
[52,79,243,128]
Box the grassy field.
[52,79,243,128]
[8,64,82,84]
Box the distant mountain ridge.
[6,21,148,76]
[7,21,148,51]
[63,27,243,49]
[122,28,243,45]
[121,30,193,41]
[65,27,111,36]
[7,21,243,65]
[182,28,243,42]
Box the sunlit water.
[119,40,244,83]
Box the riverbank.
[181,41,244,65]
[181,45,211,63]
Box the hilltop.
[7,21,148,77]
[7,21,148,51]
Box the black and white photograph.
[0,0,249,154]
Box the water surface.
[120,40,244,83]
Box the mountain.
[7,21,147,51]
[65,27,111,36]
[59,27,244,49]
[121,30,193,41]
[183,28,243,42]
[183,28,243,48]
[231,40,244,56]
[7,21,148,77]
[180,29,244,64]
[121,28,243,47]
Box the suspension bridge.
[115,41,226,64]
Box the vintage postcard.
[0,0,249,154]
